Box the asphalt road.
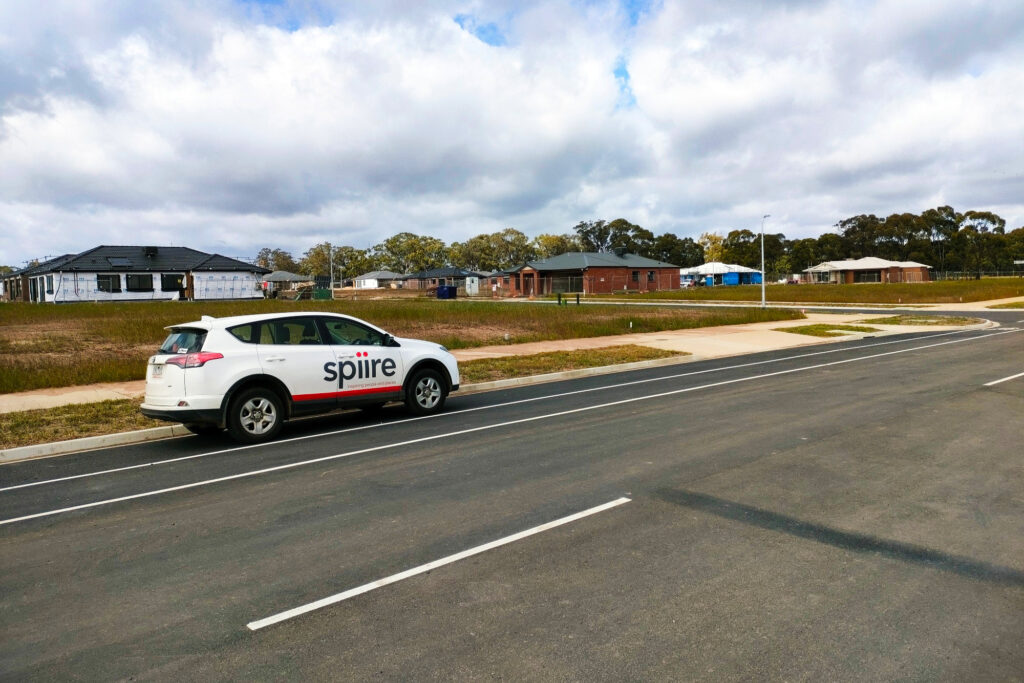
[2,316,1023,680]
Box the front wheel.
[405,368,447,416]
[227,387,284,443]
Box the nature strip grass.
[0,398,162,450]
[607,279,1024,304]
[987,301,1024,309]
[774,324,881,337]
[0,346,685,449]
[856,315,982,326]
[458,345,684,384]
[0,300,799,393]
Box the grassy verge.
[856,315,981,325]
[775,324,880,337]
[0,300,799,393]
[597,279,1024,305]
[459,345,685,383]
[0,398,161,450]
[1,345,685,449]
[987,301,1024,309]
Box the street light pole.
[760,214,770,309]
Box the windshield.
[159,328,207,354]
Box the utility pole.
[760,215,770,309]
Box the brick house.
[490,250,680,296]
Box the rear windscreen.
[159,328,207,354]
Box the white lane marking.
[1,327,986,493]
[984,371,1024,387]
[1,329,1016,527]
[246,496,632,631]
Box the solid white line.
[0,327,983,493]
[246,496,632,631]
[1,329,1015,527]
[984,370,1024,387]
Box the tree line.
[253,206,1022,281]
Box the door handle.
[265,356,286,362]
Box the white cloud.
[1,0,1023,267]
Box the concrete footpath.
[0,308,1004,463]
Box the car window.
[260,317,324,345]
[322,318,386,346]
[227,323,258,344]
[159,328,207,354]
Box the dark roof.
[9,254,77,277]
[18,246,269,274]
[525,252,680,270]
[403,267,485,280]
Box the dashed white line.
[0,327,986,493]
[246,496,632,631]
[984,371,1024,387]
[1,328,1016,527]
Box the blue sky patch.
[454,13,508,47]
[614,56,637,108]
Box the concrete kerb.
[0,318,997,465]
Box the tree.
[449,229,535,271]
[815,232,846,261]
[652,234,702,267]
[835,214,883,259]
[786,238,819,274]
[697,232,724,262]
[921,205,960,271]
[370,232,448,273]
[255,248,299,272]
[573,220,612,252]
[531,233,581,259]
[606,218,655,257]
[491,228,535,268]
[721,229,759,268]
[0,265,13,275]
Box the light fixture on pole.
[760,214,770,309]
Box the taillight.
[165,352,224,368]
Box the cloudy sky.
[2,0,1023,267]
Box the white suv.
[141,312,460,442]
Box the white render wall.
[190,272,263,300]
[45,272,264,302]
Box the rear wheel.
[227,387,283,443]
[405,368,447,416]
[183,423,222,436]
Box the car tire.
[405,368,447,416]
[227,387,283,443]
[183,423,222,436]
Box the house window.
[631,271,639,282]
[161,273,184,291]
[97,274,121,293]
[126,274,154,292]
[46,275,54,294]
[647,271,655,282]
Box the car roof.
[165,311,379,332]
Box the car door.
[256,316,339,415]
[319,316,405,405]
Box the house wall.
[583,266,680,294]
[490,267,679,296]
[33,271,263,302]
[355,278,379,289]
[190,272,263,299]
